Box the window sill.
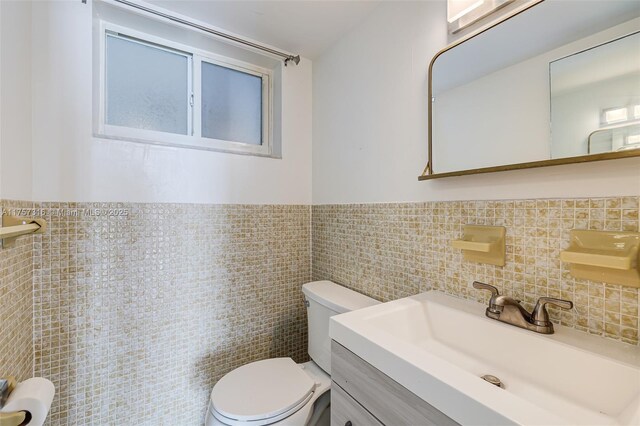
[94,129,277,159]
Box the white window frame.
[96,21,273,157]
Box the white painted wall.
[8,0,312,204]
[312,1,640,204]
[1,0,2,200]
[4,0,640,205]
[0,0,33,201]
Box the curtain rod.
[107,0,301,66]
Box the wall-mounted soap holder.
[451,225,506,266]
[560,230,640,288]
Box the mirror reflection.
[430,1,640,176]
[550,32,640,158]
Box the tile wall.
[24,203,309,425]
[2,196,639,426]
[0,200,34,382]
[312,197,640,345]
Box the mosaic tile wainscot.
[0,200,35,383]
[29,203,311,425]
[313,197,640,346]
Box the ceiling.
[146,0,382,59]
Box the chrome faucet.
[472,281,573,334]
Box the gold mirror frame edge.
[419,149,640,180]
[419,0,640,181]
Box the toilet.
[205,280,379,426]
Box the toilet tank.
[301,281,379,374]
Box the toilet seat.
[210,394,313,426]
[210,358,317,426]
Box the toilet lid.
[211,358,316,422]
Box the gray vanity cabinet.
[331,382,383,426]
[330,341,459,426]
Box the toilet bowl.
[205,281,379,426]
[206,359,330,426]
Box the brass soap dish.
[560,230,640,287]
[451,225,506,266]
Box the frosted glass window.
[99,26,273,156]
[201,62,263,145]
[106,34,189,135]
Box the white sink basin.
[330,291,640,425]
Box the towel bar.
[0,216,47,248]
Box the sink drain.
[481,374,504,388]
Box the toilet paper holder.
[0,377,17,408]
[0,377,28,426]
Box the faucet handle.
[472,281,499,296]
[532,297,573,326]
[473,282,501,314]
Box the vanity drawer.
[331,340,458,426]
[331,381,382,426]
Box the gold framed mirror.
[420,0,640,180]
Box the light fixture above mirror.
[447,0,514,34]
